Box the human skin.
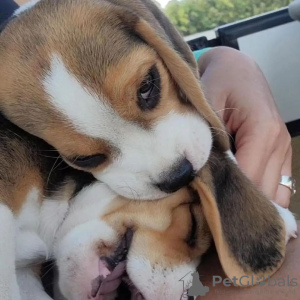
[196,46,298,299]
[197,46,293,208]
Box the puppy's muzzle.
[157,158,194,193]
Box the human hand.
[198,47,292,207]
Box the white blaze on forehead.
[43,54,140,146]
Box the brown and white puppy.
[0,0,223,297]
[0,1,297,300]
[1,0,224,201]
[51,149,297,300]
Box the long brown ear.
[107,0,198,73]
[106,0,230,151]
[192,149,286,285]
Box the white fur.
[55,220,118,300]
[0,204,21,300]
[97,112,212,200]
[39,197,70,254]
[54,182,117,241]
[14,0,40,16]
[16,187,40,231]
[17,267,52,300]
[53,182,118,300]
[226,150,237,164]
[15,231,48,268]
[273,202,298,243]
[43,55,128,145]
[43,55,212,200]
[127,256,198,300]
[15,188,49,266]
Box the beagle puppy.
[0,0,297,300]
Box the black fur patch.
[0,112,95,199]
[209,145,284,273]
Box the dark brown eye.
[137,66,160,111]
[70,154,107,169]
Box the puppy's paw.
[273,203,298,243]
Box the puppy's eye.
[139,74,154,98]
[71,154,107,169]
[137,66,161,111]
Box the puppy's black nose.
[157,159,194,193]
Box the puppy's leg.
[273,202,298,243]
[0,204,21,300]
[15,231,48,268]
[17,267,53,300]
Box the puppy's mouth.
[90,229,145,300]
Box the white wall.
[238,21,300,122]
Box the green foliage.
[164,0,293,35]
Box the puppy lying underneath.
[51,148,297,300]
[0,0,297,300]
[12,140,297,300]
[2,113,297,300]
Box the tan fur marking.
[102,188,211,265]
[0,166,42,214]
[103,46,187,127]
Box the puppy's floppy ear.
[108,0,198,72]
[192,148,287,285]
[106,0,229,151]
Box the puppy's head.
[54,184,211,300]
[53,150,294,300]
[0,0,228,199]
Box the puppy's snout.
[157,158,194,193]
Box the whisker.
[117,183,141,200]
[40,264,56,280]
[6,129,26,142]
[40,155,62,159]
[46,155,61,186]
[40,149,60,152]
[209,126,234,143]
[140,77,160,88]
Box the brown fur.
[102,188,211,266]
[0,0,228,173]
[0,135,43,213]
[103,47,187,126]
